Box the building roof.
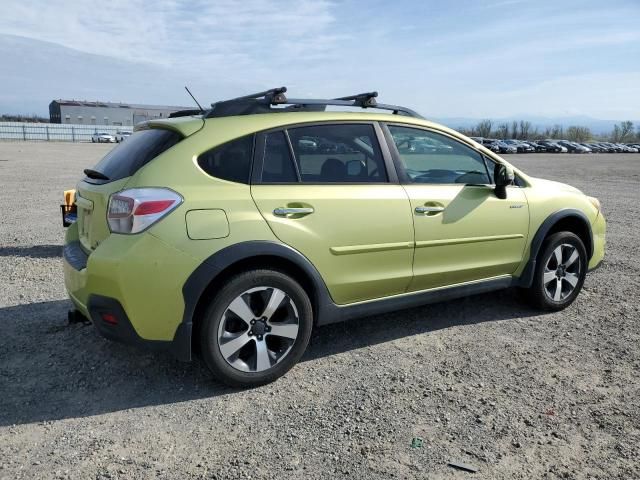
[50,99,190,110]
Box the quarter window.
[286,124,387,183]
[198,135,254,184]
[388,126,490,184]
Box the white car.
[91,132,115,143]
[115,131,132,143]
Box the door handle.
[415,206,444,214]
[273,207,314,217]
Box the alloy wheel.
[543,243,581,302]
[217,287,300,373]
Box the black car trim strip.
[178,241,521,361]
[63,241,88,271]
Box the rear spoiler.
[169,109,203,118]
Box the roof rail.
[204,87,422,119]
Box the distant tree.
[511,121,519,139]
[545,124,564,139]
[610,121,634,142]
[530,127,541,140]
[496,123,508,139]
[0,113,49,123]
[457,126,474,136]
[475,119,492,138]
[518,121,532,139]
[566,126,592,142]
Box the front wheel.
[199,269,313,387]
[522,232,587,311]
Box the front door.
[251,123,414,304]
[385,124,530,291]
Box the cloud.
[0,0,638,119]
[0,0,339,69]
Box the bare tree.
[610,121,634,142]
[566,126,592,143]
[511,121,519,139]
[518,121,532,139]
[530,126,541,140]
[547,124,564,139]
[476,119,493,138]
[496,123,508,139]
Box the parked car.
[491,140,517,154]
[91,132,115,143]
[583,143,604,153]
[557,140,589,153]
[538,140,564,153]
[615,143,638,153]
[523,141,546,153]
[478,138,501,153]
[596,142,618,153]
[62,88,606,387]
[115,130,132,143]
[502,139,534,153]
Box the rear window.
[87,128,182,183]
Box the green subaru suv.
[63,88,605,386]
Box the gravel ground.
[0,143,638,480]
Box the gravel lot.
[1,142,638,479]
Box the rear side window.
[261,131,298,183]
[287,124,387,183]
[88,128,181,183]
[198,135,254,184]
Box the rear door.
[250,122,414,305]
[384,124,529,291]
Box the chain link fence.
[0,122,129,142]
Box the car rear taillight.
[107,188,182,234]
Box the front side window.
[198,134,254,184]
[388,126,490,184]
[286,124,387,183]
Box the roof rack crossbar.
[334,91,378,108]
[204,87,422,119]
[217,87,288,105]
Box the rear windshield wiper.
[83,168,109,180]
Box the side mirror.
[494,164,514,199]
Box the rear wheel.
[522,232,587,310]
[199,269,313,387]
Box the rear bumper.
[84,294,192,360]
[63,225,199,361]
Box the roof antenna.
[185,86,204,112]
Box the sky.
[0,0,639,121]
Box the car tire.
[199,269,313,387]
[522,232,587,311]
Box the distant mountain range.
[434,116,638,135]
[0,34,636,134]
